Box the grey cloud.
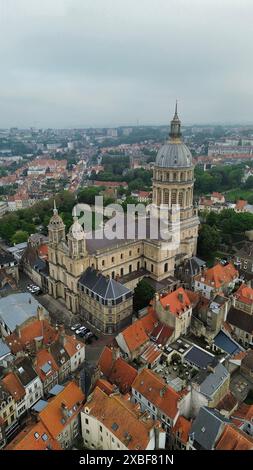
[0,0,253,127]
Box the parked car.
[71,323,81,331]
[76,326,88,335]
[78,331,87,338]
[27,284,41,294]
[84,331,93,339]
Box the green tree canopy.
[133,279,155,312]
[197,224,221,258]
[11,230,29,245]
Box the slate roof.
[48,384,65,396]
[190,407,227,450]
[79,267,132,300]
[183,256,206,276]
[193,363,229,399]
[236,241,253,260]
[184,346,215,369]
[0,293,48,332]
[15,357,38,386]
[0,251,17,267]
[213,331,243,355]
[84,215,170,254]
[227,306,253,334]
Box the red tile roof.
[99,346,113,377]
[141,309,158,334]
[39,382,85,440]
[172,415,191,444]
[233,403,253,423]
[35,349,59,382]
[150,322,174,345]
[132,368,184,421]
[93,181,128,188]
[64,334,84,358]
[140,343,162,365]
[120,321,149,353]
[216,424,253,450]
[195,263,238,289]
[95,378,116,395]
[216,391,238,414]
[159,287,191,316]
[85,386,162,450]
[236,199,247,210]
[99,346,138,393]
[6,319,57,354]
[234,283,253,305]
[2,372,25,401]
[38,244,48,259]
[5,421,61,450]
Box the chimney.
[178,292,184,303]
[165,304,170,312]
[160,386,166,398]
[16,324,22,339]
[111,346,120,364]
[207,364,215,374]
[37,306,45,322]
[154,425,160,450]
[61,402,69,421]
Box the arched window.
[112,271,115,279]
[179,192,183,206]
[164,263,168,273]
[171,190,177,204]
[164,190,169,204]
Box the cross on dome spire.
[169,100,181,141]
[174,100,178,119]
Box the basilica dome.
[156,142,192,168]
[155,103,192,169]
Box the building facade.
[47,107,199,321]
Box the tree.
[133,279,155,312]
[245,176,253,189]
[77,187,102,205]
[197,224,221,258]
[11,230,29,245]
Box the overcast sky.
[0,0,253,128]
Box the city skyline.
[0,0,253,127]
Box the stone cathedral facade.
[47,107,199,315]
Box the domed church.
[47,106,199,328]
